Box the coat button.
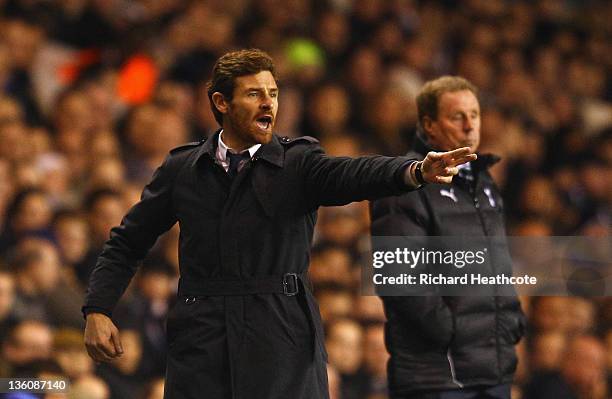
[281,137,290,142]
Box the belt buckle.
[283,273,299,296]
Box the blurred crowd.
[0,0,610,398]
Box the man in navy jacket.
[371,76,525,399]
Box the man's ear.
[422,116,434,135]
[211,92,229,115]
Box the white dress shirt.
[216,130,261,172]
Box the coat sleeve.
[82,154,179,317]
[299,145,416,208]
[370,193,455,347]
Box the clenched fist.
[84,313,124,363]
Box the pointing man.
[83,50,475,399]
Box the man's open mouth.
[255,115,273,131]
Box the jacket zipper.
[470,171,503,379]
[447,348,464,388]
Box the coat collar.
[191,129,284,168]
[254,134,284,167]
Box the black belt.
[179,271,328,362]
[178,272,305,297]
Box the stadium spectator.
[1,320,53,377]
[326,318,365,399]
[0,268,16,341]
[530,331,568,372]
[12,238,83,328]
[523,335,608,399]
[53,327,94,379]
[68,375,111,399]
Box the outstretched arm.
[301,145,476,207]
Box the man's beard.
[227,114,272,145]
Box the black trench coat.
[84,131,414,399]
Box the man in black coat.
[82,50,476,399]
[370,76,525,399]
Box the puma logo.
[440,188,458,203]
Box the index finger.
[445,147,472,159]
[443,147,477,167]
[445,153,477,167]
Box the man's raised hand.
[421,147,477,184]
